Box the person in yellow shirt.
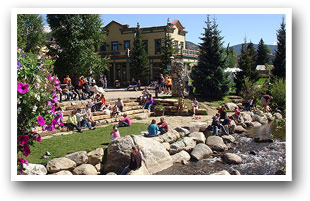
[166,76,172,95]
[65,110,83,133]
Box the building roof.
[256,65,274,71]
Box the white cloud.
[43,26,51,33]
[272,41,278,45]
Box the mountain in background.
[186,41,199,50]
[230,43,277,55]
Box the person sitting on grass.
[111,104,120,118]
[177,94,185,115]
[76,108,96,130]
[157,117,168,135]
[192,98,199,117]
[120,146,142,175]
[118,113,131,127]
[65,110,83,133]
[145,119,160,137]
[144,94,154,112]
[110,126,120,141]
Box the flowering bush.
[17,46,62,174]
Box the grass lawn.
[24,123,148,164]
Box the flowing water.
[156,121,286,175]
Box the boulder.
[162,142,171,151]
[51,170,73,175]
[210,170,231,175]
[22,163,47,175]
[87,148,104,165]
[189,132,206,144]
[160,130,180,144]
[182,122,208,133]
[174,127,190,137]
[106,172,117,175]
[151,136,164,143]
[169,141,186,155]
[253,114,268,125]
[241,112,253,122]
[221,135,235,143]
[103,135,173,175]
[95,163,102,172]
[190,143,213,160]
[134,113,149,120]
[251,121,262,127]
[46,157,76,173]
[221,153,243,164]
[225,102,238,111]
[182,137,197,151]
[234,125,247,133]
[65,151,88,165]
[274,112,283,120]
[171,150,191,163]
[72,164,98,175]
[206,136,228,152]
[266,112,275,121]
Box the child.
[177,95,185,115]
[110,126,120,141]
[65,110,83,133]
[192,98,199,117]
[111,104,120,118]
[146,119,160,136]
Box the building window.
[100,42,107,52]
[180,41,184,49]
[124,40,130,50]
[111,41,118,51]
[174,40,179,49]
[143,40,148,54]
[154,39,161,54]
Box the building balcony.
[101,49,130,57]
[174,48,199,58]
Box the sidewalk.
[102,87,170,100]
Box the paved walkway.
[102,88,170,100]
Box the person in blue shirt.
[146,119,160,136]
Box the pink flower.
[33,133,41,142]
[51,105,55,114]
[35,83,40,89]
[22,144,31,157]
[46,100,52,106]
[17,135,29,145]
[17,82,29,94]
[52,95,58,102]
[18,158,29,166]
[37,115,45,126]
[34,45,40,50]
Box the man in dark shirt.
[157,117,168,135]
[120,146,142,175]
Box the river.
[155,121,286,175]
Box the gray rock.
[87,148,104,165]
[103,135,173,175]
[72,164,98,175]
[238,137,253,144]
[65,151,88,165]
[234,125,247,133]
[22,163,47,175]
[221,153,243,164]
[190,143,213,160]
[46,157,77,173]
[253,114,268,125]
[51,170,73,175]
[106,172,117,175]
[95,163,102,172]
[206,136,228,152]
[189,132,206,144]
[128,163,150,175]
[221,135,235,143]
[182,137,197,151]
[169,141,186,155]
[171,150,191,163]
[274,112,283,119]
[174,127,190,137]
[225,102,238,111]
[162,142,171,151]
[160,130,180,144]
[266,112,275,121]
[241,112,253,122]
[251,121,262,127]
[182,122,208,133]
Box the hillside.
[231,43,277,55]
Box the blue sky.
[43,14,284,46]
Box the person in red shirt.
[157,117,168,135]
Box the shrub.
[271,78,286,109]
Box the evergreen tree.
[47,14,108,79]
[235,40,259,94]
[190,16,230,99]
[17,14,45,52]
[272,18,286,79]
[256,38,270,65]
[129,23,149,84]
[160,27,175,75]
[225,43,237,68]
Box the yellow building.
[101,19,199,86]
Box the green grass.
[256,78,270,85]
[25,123,148,164]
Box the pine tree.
[129,23,149,84]
[235,40,259,94]
[190,16,230,99]
[256,38,270,65]
[47,14,109,79]
[17,14,45,52]
[160,27,175,75]
[272,18,286,79]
